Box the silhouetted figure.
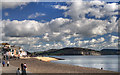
[23,63,27,75]
[21,63,24,75]
[6,55,9,60]
[2,61,5,67]
[18,54,20,59]
[16,68,21,75]
[3,55,6,60]
[7,61,9,67]
[101,68,103,70]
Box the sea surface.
[50,55,119,72]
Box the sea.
[50,55,119,72]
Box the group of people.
[2,54,10,67]
[2,60,9,67]
[16,63,27,75]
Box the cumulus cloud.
[2,18,70,38]
[1,0,119,51]
[109,35,119,43]
[1,0,39,9]
[0,28,2,42]
[104,3,118,12]
[2,36,42,51]
[49,18,71,32]
[4,12,9,16]
[76,36,117,50]
[2,1,119,38]
[65,0,118,20]
[2,2,28,9]
[28,12,46,19]
[63,18,109,37]
[2,19,50,37]
[64,0,118,36]
[53,5,68,10]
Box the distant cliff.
[29,47,120,56]
[101,49,120,55]
[34,47,101,56]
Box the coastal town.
[0,43,28,74]
[0,43,27,59]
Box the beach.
[8,58,118,73]
[0,57,119,75]
[20,57,59,62]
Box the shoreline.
[20,56,64,62]
[8,58,118,73]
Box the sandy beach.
[8,58,117,73]
[20,57,59,62]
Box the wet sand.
[20,57,59,62]
[9,58,118,73]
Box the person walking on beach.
[21,63,24,75]
[2,60,5,67]
[18,54,20,59]
[6,55,9,60]
[16,68,21,75]
[7,61,9,67]
[3,55,6,60]
[23,63,27,75]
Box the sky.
[0,0,119,52]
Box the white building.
[5,45,27,57]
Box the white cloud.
[2,19,50,37]
[90,39,97,43]
[89,0,104,5]
[64,0,118,37]
[2,2,28,9]
[2,36,42,51]
[74,38,82,41]
[2,1,119,38]
[97,37,105,42]
[49,18,71,32]
[52,32,60,37]
[28,12,46,19]
[104,3,118,12]
[65,0,84,21]
[75,36,117,50]
[1,0,39,9]
[65,0,118,20]
[53,5,68,10]
[1,0,119,51]
[42,33,50,41]
[2,18,70,41]
[110,35,119,43]
[4,12,9,16]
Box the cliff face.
[101,49,120,55]
[36,47,101,56]
[30,47,120,56]
[33,47,120,56]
